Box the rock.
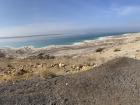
[16,50,25,55]
[37,53,55,59]
[44,54,55,59]
[51,64,58,67]
[7,64,13,68]
[7,70,12,74]
[79,65,83,69]
[30,64,36,68]
[37,64,43,68]
[82,66,92,71]
[71,65,76,69]
[37,53,44,59]
[90,62,95,66]
[93,64,98,67]
[0,67,10,75]
[59,63,66,68]
[14,69,28,76]
[74,65,84,70]
[7,55,14,59]
[65,70,70,73]
[76,66,80,70]
[85,63,90,66]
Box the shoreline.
[0,32,139,58]
[0,32,139,82]
[0,32,136,49]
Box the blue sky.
[0,0,140,36]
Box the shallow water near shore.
[0,32,131,48]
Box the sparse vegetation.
[0,55,97,82]
[96,48,105,52]
[0,52,6,58]
[114,48,121,52]
[39,70,57,79]
[29,53,55,59]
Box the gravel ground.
[0,57,140,105]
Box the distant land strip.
[0,34,62,39]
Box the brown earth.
[0,57,140,105]
[0,55,97,83]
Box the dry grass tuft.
[96,48,105,53]
[114,48,121,52]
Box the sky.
[0,0,140,37]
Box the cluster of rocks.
[0,55,98,81]
[50,62,97,73]
[71,63,97,71]
[29,53,55,59]
[4,65,29,76]
[51,63,66,68]
[0,67,9,76]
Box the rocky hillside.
[0,57,140,105]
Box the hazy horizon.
[0,0,140,37]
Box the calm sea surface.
[0,32,129,48]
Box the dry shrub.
[33,67,57,79]
[0,52,6,58]
[39,70,57,79]
[114,48,121,52]
[96,48,105,53]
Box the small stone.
[37,64,43,68]
[90,62,95,66]
[79,65,83,69]
[71,65,76,69]
[65,70,70,73]
[82,66,92,71]
[66,83,68,86]
[15,69,27,76]
[51,64,58,67]
[7,64,13,68]
[76,66,80,70]
[85,63,90,66]
[30,64,35,67]
[93,64,98,67]
[59,63,66,68]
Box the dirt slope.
[0,57,140,105]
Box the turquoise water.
[0,32,128,48]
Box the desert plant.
[96,48,105,53]
[114,48,121,52]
